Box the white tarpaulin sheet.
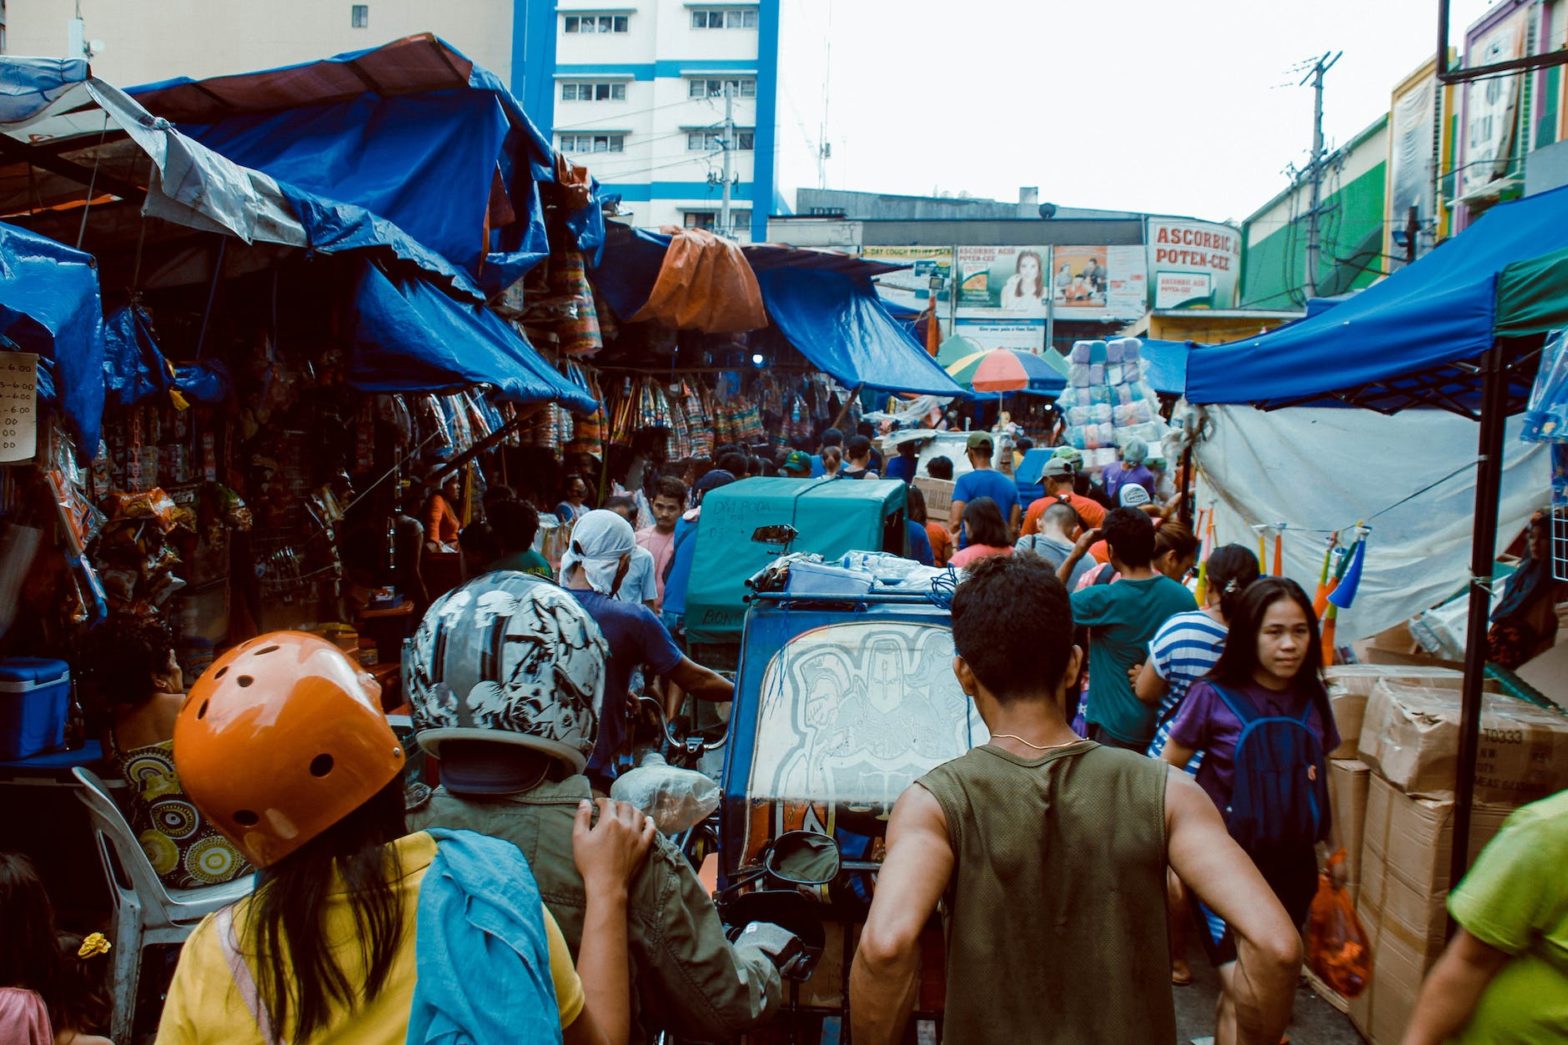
[1195,405,1551,642]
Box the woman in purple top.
[1161,577,1343,1040]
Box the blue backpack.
[1211,684,1331,853]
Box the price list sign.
[0,353,38,463]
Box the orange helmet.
[174,632,404,868]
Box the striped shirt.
[1145,609,1229,769]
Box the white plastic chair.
[71,766,254,1042]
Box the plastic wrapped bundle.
[610,754,720,834]
[1109,336,1141,362]
[1070,340,1093,364]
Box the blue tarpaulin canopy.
[1137,339,1193,397]
[1185,185,1568,412]
[348,261,597,413]
[131,35,569,294]
[102,305,172,407]
[592,226,671,322]
[0,56,89,123]
[0,222,106,453]
[753,267,966,397]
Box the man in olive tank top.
[849,554,1302,1045]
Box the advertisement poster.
[1145,218,1240,310]
[956,245,1051,314]
[1387,66,1439,270]
[952,244,1146,322]
[862,246,954,309]
[1461,9,1527,200]
[953,317,1044,354]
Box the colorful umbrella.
[944,345,1068,393]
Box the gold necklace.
[990,733,1083,752]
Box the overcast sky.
[817,0,1498,222]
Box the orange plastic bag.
[1306,849,1372,998]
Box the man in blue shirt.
[561,509,733,782]
[950,433,1021,548]
[883,439,920,484]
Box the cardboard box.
[1327,758,1370,905]
[1350,622,1463,669]
[1358,679,1568,804]
[1516,640,1568,713]
[1323,666,1487,759]
[913,477,954,525]
[1346,774,1518,1044]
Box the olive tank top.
[916,741,1174,1043]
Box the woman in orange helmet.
[155,630,650,1045]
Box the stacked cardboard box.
[1326,758,1370,905]
[1326,677,1568,1042]
[1345,775,1516,1043]
[1357,679,1568,804]
[1322,665,1499,760]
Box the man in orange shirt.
[1020,459,1105,537]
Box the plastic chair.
[71,766,253,1042]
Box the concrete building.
[542,1,826,242]
[769,188,1297,353]
[5,0,825,243]
[1237,115,1391,312]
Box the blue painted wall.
[752,0,781,240]
[511,0,558,140]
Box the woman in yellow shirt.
[156,632,653,1045]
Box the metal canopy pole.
[1449,342,1509,896]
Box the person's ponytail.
[1205,544,1261,623]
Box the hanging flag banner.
[1145,218,1240,310]
[0,353,38,463]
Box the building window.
[558,133,626,153]
[562,82,626,102]
[688,77,756,99]
[692,8,758,28]
[351,4,368,28]
[564,14,629,33]
[686,129,754,151]
[685,210,751,230]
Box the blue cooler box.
[0,658,71,760]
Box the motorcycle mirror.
[764,830,841,886]
[751,524,798,546]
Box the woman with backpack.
[156,631,653,1045]
[1159,577,1343,1039]
[1134,544,1260,987]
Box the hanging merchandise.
[1056,337,1168,470]
[1523,330,1568,442]
[552,249,604,358]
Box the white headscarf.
[559,509,637,595]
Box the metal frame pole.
[1449,342,1509,895]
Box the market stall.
[1185,182,1568,1042]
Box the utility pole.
[720,81,735,238]
[1301,51,1341,300]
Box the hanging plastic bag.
[610,754,720,834]
[1306,849,1371,998]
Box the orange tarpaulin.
[629,227,767,333]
